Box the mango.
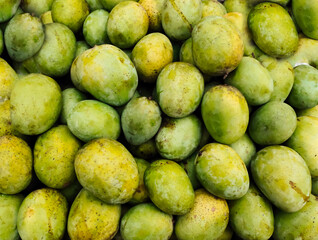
[298,105,318,118]
[181,152,201,190]
[0,0,20,23]
[17,188,68,240]
[273,194,318,240]
[312,178,318,196]
[195,143,249,200]
[86,0,104,11]
[175,188,229,240]
[229,133,256,167]
[75,41,90,58]
[128,138,158,160]
[202,0,227,18]
[40,10,53,24]
[120,203,173,240]
[229,184,274,240]
[248,2,298,58]
[21,0,54,16]
[248,101,297,145]
[99,0,138,11]
[286,116,318,178]
[67,189,121,240]
[75,138,139,204]
[192,16,243,76]
[0,29,3,55]
[0,194,24,240]
[61,179,82,203]
[139,0,166,32]
[0,58,19,101]
[201,85,249,144]
[156,62,204,118]
[155,115,202,161]
[179,38,194,65]
[144,159,195,215]
[251,145,311,212]
[0,100,13,137]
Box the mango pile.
[1,0,318,239]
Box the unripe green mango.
[155,115,202,161]
[175,188,229,240]
[0,194,24,240]
[120,203,173,240]
[21,0,54,16]
[229,133,256,167]
[248,101,297,145]
[192,16,244,76]
[181,152,202,190]
[0,29,3,55]
[225,57,273,106]
[75,41,90,58]
[179,38,194,65]
[128,138,158,160]
[86,0,104,11]
[67,189,121,240]
[229,184,274,240]
[273,194,318,240]
[17,188,68,240]
[60,179,82,203]
[75,138,139,204]
[0,58,18,101]
[202,0,227,18]
[286,116,318,178]
[139,0,166,32]
[10,73,62,135]
[99,0,138,11]
[157,62,204,118]
[248,2,298,58]
[0,100,14,137]
[34,125,81,189]
[298,105,318,118]
[144,159,195,215]
[0,0,21,23]
[251,145,311,212]
[201,85,249,144]
[195,143,249,200]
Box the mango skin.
[67,189,121,240]
[192,16,244,76]
[51,0,89,33]
[75,138,139,204]
[251,145,311,212]
[40,10,53,24]
[17,188,68,240]
[99,0,138,11]
[0,58,18,101]
[229,184,274,240]
[162,0,202,41]
[229,133,256,167]
[0,100,13,137]
[312,178,318,196]
[298,105,318,118]
[21,0,54,16]
[248,101,297,145]
[273,194,318,240]
[286,116,318,178]
[10,73,62,135]
[157,62,204,118]
[225,57,273,106]
[155,115,202,161]
[0,0,20,23]
[181,152,202,190]
[139,0,166,32]
[120,203,173,240]
[132,32,173,83]
[34,125,81,189]
[201,85,249,144]
[248,2,298,58]
[86,0,104,11]
[179,38,194,65]
[0,29,3,55]
[202,0,226,18]
[195,143,249,200]
[122,96,161,146]
[175,189,229,240]
[128,138,158,160]
[0,194,24,240]
[33,23,77,77]
[67,100,120,142]
[73,44,138,107]
[144,160,195,215]
[287,64,318,109]
[107,1,149,49]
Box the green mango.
[225,56,273,106]
[0,0,20,23]
[83,9,110,47]
[120,203,173,240]
[201,85,249,144]
[86,0,104,11]
[132,32,173,83]
[75,41,90,58]
[67,189,121,240]
[139,0,166,32]
[106,1,148,49]
[175,188,229,240]
[248,2,298,58]
[144,159,195,215]
[60,179,82,203]
[192,16,244,76]
[157,62,204,118]
[0,194,24,240]
[128,138,158,160]
[273,194,318,240]
[21,0,54,16]
[287,64,318,109]
[195,143,249,200]
[248,101,297,145]
[99,0,138,11]
[229,133,256,167]
[0,100,13,137]
[202,0,226,18]
[312,178,318,196]
[179,38,195,65]
[75,138,139,204]
[10,73,62,135]
[229,184,274,240]
[0,58,19,101]
[17,188,68,239]
[0,29,3,55]
[297,105,318,118]
[181,152,202,190]
[251,145,311,212]
[155,115,202,161]
[162,0,202,41]
[286,116,318,178]
[34,125,81,189]
[51,0,89,33]
[217,226,233,240]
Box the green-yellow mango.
[139,0,166,32]
[86,0,104,11]
[21,0,54,16]
[99,0,138,11]
[0,58,18,101]
[179,38,194,65]
[202,0,226,18]
[75,41,90,58]
[251,145,311,212]
[0,0,20,23]
[229,133,256,167]
[297,105,318,118]
[40,10,53,24]
[60,179,82,203]
[128,138,158,160]
[181,152,202,190]
[312,178,318,196]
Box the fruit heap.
[1,0,318,239]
